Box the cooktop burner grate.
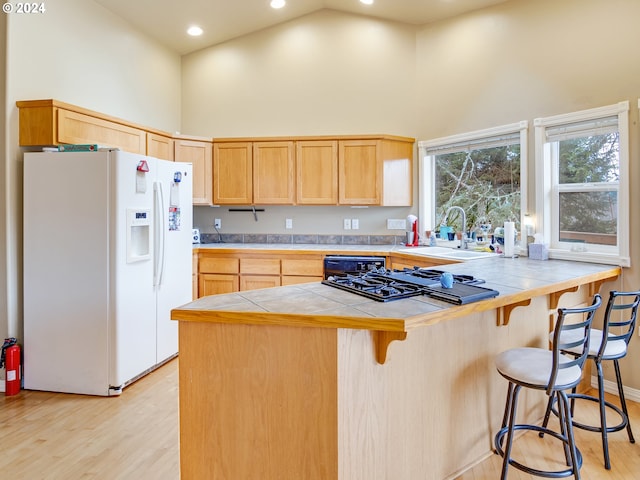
[321,268,496,303]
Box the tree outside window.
[557,133,619,247]
[434,144,521,235]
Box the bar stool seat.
[542,290,640,470]
[494,294,602,480]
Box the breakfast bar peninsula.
[172,256,620,480]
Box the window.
[534,101,630,266]
[418,122,528,246]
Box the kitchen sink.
[399,246,495,260]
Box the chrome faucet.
[444,206,468,250]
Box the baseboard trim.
[591,375,640,403]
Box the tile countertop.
[174,255,620,335]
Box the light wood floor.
[1,359,638,479]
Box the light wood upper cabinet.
[17,100,148,153]
[147,133,174,161]
[339,137,413,206]
[213,142,253,205]
[296,140,338,205]
[175,138,213,206]
[213,141,295,205]
[18,100,414,207]
[339,140,380,205]
[57,109,147,154]
[253,141,295,204]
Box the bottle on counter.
[429,231,437,246]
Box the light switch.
[343,219,352,230]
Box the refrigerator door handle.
[153,181,166,287]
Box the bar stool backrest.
[548,294,602,395]
[597,290,640,359]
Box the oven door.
[323,255,386,279]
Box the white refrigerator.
[23,149,192,396]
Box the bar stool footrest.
[564,393,628,434]
[495,423,583,478]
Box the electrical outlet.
[387,219,406,230]
[214,218,222,229]
[343,219,352,230]
[285,218,293,229]
[351,218,359,230]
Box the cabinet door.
[58,109,146,154]
[296,140,338,205]
[213,142,253,205]
[338,140,381,205]
[147,133,175,161]
[381,139,413,206]
[199,274,239,296]
[253,141,295,204]
[175,139,213,205]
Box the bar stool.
[541,289,640,469]
[494,294,602,480]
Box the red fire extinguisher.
[1,338,21,396]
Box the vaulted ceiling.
[94,0,511,55]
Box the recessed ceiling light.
[187,26,203,37]
[270,0,286,8]
[360,0,374,5]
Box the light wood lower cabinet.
[388,254,454,270]
[240,258,281,291]
[198,257,240,296]
[196,253,324,297]
[200,274,240,296]
[281,257,323,285]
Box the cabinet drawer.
[281,275,322,286]
[240,275,281,291]
[199,257,240,274]
[281,259,323,277]
[240,258,281,275]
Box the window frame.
[534,101,630,266]
[418,121,529,250]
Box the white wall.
[181,9,418,138]
[1,0,182,344]
[183,10,419,237]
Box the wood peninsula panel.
[178,321,338,480]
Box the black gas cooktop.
[321,267,499,304]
